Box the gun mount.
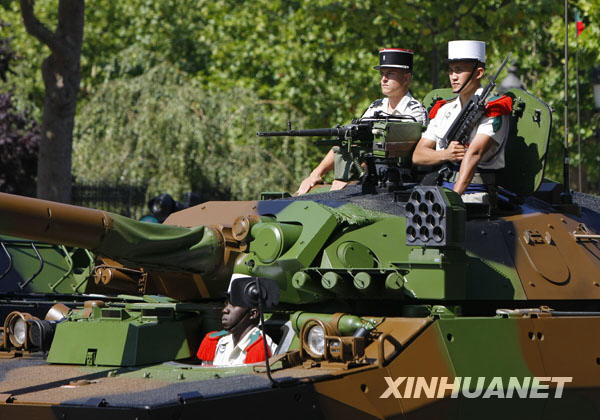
[259,115,424,193]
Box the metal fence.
[72,183,148,220]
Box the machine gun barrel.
[258,122,376,143]
[257,127,347,137]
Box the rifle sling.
[453,61,479,94]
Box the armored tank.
[1,87,600,419]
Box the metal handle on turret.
[376,333,404,368]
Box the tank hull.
[1,311,600,419]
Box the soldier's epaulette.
[244,333,271,364]
[247,329,262,346]
[207,330,228,339]
[369,98,384,108]
[196,330,228,361]
[428,99,447,119]
[428,97,459,119]
[485,95,512,117]
[407,100,422,110]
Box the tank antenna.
[562,0,573,203]
[255,278,278,387]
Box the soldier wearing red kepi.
[197,288,277,366]
[412,40,512,204]
[296,48,427,195]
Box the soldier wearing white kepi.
[412,40,512,201]
[296,48,427,195]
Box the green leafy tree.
[0,25,39,196]
[73,49,311,200]
[3,0,600,195]
[0,92,40,196]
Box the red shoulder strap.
[244,335,271,364]
[485,95,512,117]
[196,331,225,361]
[428,99,447,120]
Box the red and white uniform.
[423,89,512,170]
[197,327,277,366]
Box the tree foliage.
[0,92,40,196]
[0,23,38,196]
[73,48,310,200]
[2,0,600,195]
[0,23,16,82]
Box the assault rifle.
[425,56,511,186]
[258,113,421,193]
[439,55,511,149]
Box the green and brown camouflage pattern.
[2,308,600,419]
[1,87,600,419]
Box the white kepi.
[448,40,486,63]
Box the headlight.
[301,319,334,360]
[306,325,325,356]
[13,318,27,346]
[4,311,35,349]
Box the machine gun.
[258,113,422,193]
[257,120,375,143]
[425,56,511,187]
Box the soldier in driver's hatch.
[412,40,512,202]
[296,48,427,195]
[196,296,277,366]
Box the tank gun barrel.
[0,192,111,248]
[0,192,225,275]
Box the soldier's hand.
[445,141,466,163]
[295,173,323,196]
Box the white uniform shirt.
[422,88,509,170]
[361,92,428,126]
[212,326,277,366]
